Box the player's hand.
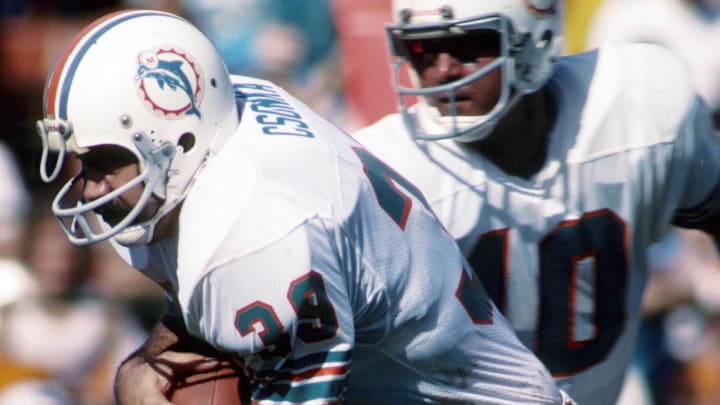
[115,350,220,405]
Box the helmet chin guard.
[387,0,563,142]
[37,9,239,246]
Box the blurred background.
[1,0,719,403]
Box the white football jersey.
[354,43,720,405]
[115,76,567,404]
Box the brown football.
[167,362,249,405]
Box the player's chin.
[98,212,123,227]
[435,102,490,116]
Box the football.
[167,361,249,405]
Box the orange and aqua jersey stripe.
[43,9,182,120]
[253,349,351,403]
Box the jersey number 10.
[470,209,629,376]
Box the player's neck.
[468,87,556,179]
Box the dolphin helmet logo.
[136,47,204,119]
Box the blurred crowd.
[1,0,720,404]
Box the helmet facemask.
[38,123,178,246]
[387,1,562,142]
[37,10,239,247]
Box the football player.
[353,0,720,404]
[36,9,574,405]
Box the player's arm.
[114,299,225,405]
[674,180,720,251]
[673,182,720,253]
[669,96,720,249]
[697,213,720,251]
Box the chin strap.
[132,131,176,199]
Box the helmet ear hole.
[178,132,196,153]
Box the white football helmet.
[387,0,563,142]
[37,10,239,246]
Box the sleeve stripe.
[258,364,351,386]
[255,349,352,380]
[251,349,352,404]
[254,373,348,404]
[673,176,720,228]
